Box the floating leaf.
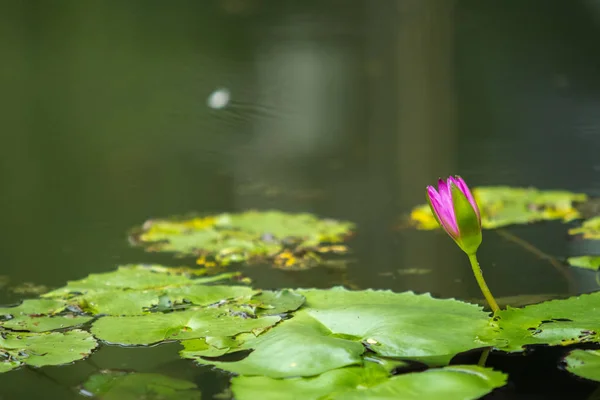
[0,299,67,316]
[80,370,202,400]
[250,290,306,316]
[183,311,364,378]
[567,256,600,271]
[410,187,586,230]
[187,288,493,377]
[91,308,280,346]
[0,329,97,373]
[3,315,92,333]
[298,287,492,365]
[569,216,600,239]
[42,265,251,316]
[42,265,201,297]
[131,211,355,268]
[563,349,600,382]
[483,292,600,352]
[231,363,507,400]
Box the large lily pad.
[569,216,600,239]
[185,288,493,377]
[299,288,493,365]
[131,211,354,268]
[563,349,600,382]
[80,370,202,400]
[410,186,586,230]
[566,256,600,271]
[91,308,281,346]
[231,363,507,400]
[483,292,600,352]
[183,311,365,378]
[0,329,97,373]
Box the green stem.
[468,253,500,313]
[478,348,490,367]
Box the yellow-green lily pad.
[569,216,600,239]
[410,186,586,230]
[567,256,600,271]
[131,211,354,268]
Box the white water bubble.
[207,88,231,109]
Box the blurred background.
[1,0,600,308]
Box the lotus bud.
[426,176,482,255]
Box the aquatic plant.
[427,176,499,313]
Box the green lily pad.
[0,299,67,316]
[569,216,600,239]
[3,315,93,332]
[410,186,586,230]
[0,298,91,332]
[250,290,306,316]
[566,256,600,271]
[131,211,354,268]
[42,265,210,297]
[298,287,492,365]
[80,370,202,400]
[482,292,600,352]
[91,308,280,346]
[0,329,97,373]
[231,363,507,400]
[42,265,251,316]
[563,349,600,382]
[186,288,493,377]
[184,311,365,378]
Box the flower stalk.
[427,176,499,313]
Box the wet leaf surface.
[231,363,507,400]
[131,211,354,268]
[563,349,600,382]
[569,216,600,239]
[567,256,600,271]
[0,329,97,372]
[80,370,202,400]
[410,187,586,230]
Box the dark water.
[1,1,600,398]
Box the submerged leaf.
[231,363,507,400]
[567,256,600,271]
[131,211,354,268]
[563,349,600,382]
[80,370,201,400]
[410,187,586,230]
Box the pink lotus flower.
[427,176,482,255]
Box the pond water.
[1,1,600,399]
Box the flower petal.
[437,178,459,235]
[454,176,480,223]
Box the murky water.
[1,1,600,398]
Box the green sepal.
[451,184,482,255]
